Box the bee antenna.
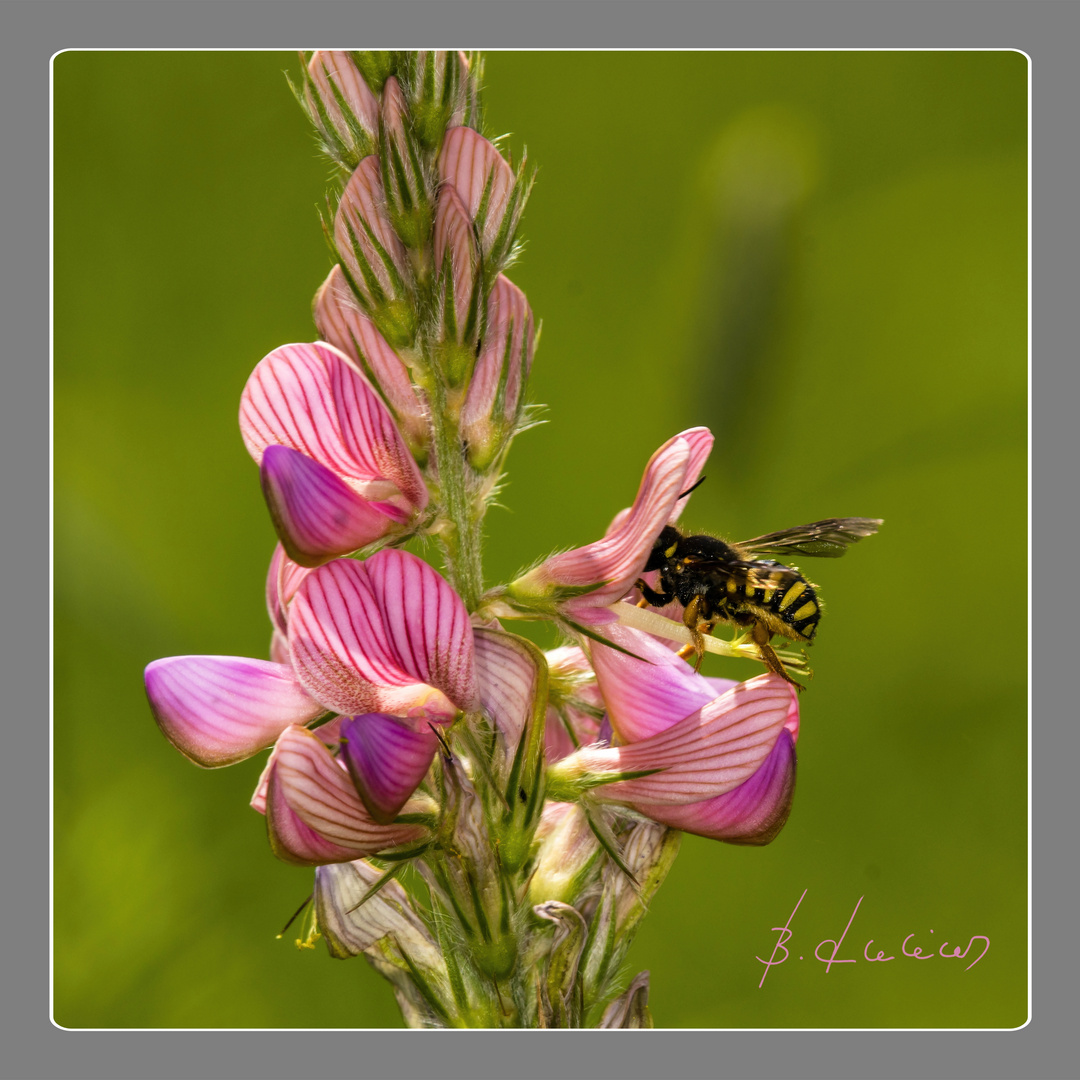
[678,476,707,500]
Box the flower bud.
[352,50,397,93]
[313,266,430,457]
[597,971,652,1028]
[460,274,535,471]
[528,802,602,908]
[433,184,482,387]
[378,77,434,251]
[533,900,588,1028]
[304,51,380,168]
[406,51,474,151]
[439,127,529,273]
[333,157,416,349]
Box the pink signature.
[756,889,991,988]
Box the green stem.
[427,381,484,611]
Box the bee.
[636,505,882,687]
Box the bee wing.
[736,517,883,559]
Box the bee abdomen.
[770,574,820,641]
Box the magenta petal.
[144,655,324,768]
[604,675,797,804]
[260,445,399,567]
[239,341,427,512]
[289,551,477,718]
[643,728,797,845]
[669,427,714,523]
[546,437,691,618]
[266,726,427,865]
[590,624,716,742]
[340,714,439,824]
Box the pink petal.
[313,266,427,448]
[239,341,427,512]
[604,427,714,536]
[541,437,692,624]
[339,714,439,824]
[473,627,542,748]
[668,427,713,524]
[144,656,324,768]
[251,717,345,816]
[438,127,515,253]
[589,623,717,742]
[642,727,797,844]
[288,551,477,718]
[266,726,427,865]
[306,50,379,145]
[334,156,411,305]
[558,674,796,807]
[261,445,405,567]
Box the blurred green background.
[54,51,1027,1029]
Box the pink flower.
[239,341,428,568]
[548,625,800,845]
[504,428,713,627]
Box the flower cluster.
[144,51,802,1029]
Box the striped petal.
[438,126,515,253]
[473,627,542,747]
[553,675,796,807]
[590,623,717,743]
[604,427,714,537]
[260,445,403,567]
[239,340,427,512]
[510,435,693,626]
[340,714,439,824]
[144,655,324,768]
[266,726,428,866]
[313,266,427,449]
[288,550,477,719]
[644,727,797,844]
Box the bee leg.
[634,579,673,608]
[751,621,805,691]
[676,596,708,671]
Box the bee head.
[644,525,683,571]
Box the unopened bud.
[461,274,534,470]
[598,971,652,1028]
[379,77,434,251]
[529,802,602,908]
[312,266,429,457]
[433,185,482,387]
[352,50,397,93]
[304,51,380,167]
[407,51,473,151]
[333,156,416,349]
